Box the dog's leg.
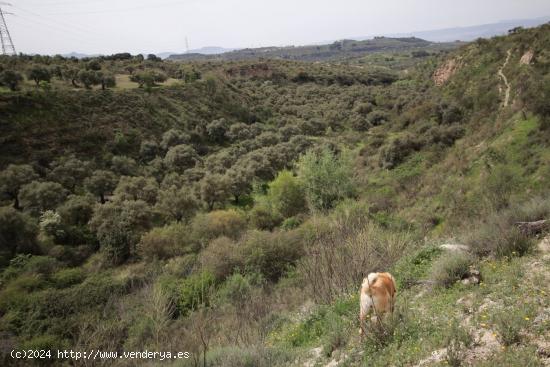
[359,293,371,337]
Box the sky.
[4,0,550,55]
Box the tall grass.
[297,213,416,303]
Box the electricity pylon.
[0,2,16,55]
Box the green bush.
[249,202,282,230]
[51,267,86,288]
[240,230,303,281]
[445,320,473,367]
[430,251,474,287]
[178,271,216,315]
[267,170,307,218]
[200,237,242,280]
[138,222,193,260]
[297,147,355,211]
[463,211,534,258]
[0,207,38,266]
[491,309,530,346]
[190,209,247,243]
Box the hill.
[0,23,550,366]
[383,16,550,42]
[168,36,461,62]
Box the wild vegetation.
[1,24,550,366]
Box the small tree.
[98,72,116,90]
[48,155,91,191]
[113,176,159,205]
[0,207,38,265]
[78,70,100,89]
[18,181,69,215]
[199,173,230,210]
[89,200,153,264]
[84,170,118,203]
[267,170,307,218]
[63,66,81,87]
[27,66,51,86]
[130,71,167,89]
[297,148,355,211]
[164,144,198,173]
[0,70,24,91]
[155,186,199,222]
[0,164,39,209]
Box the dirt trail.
[498,49,512,108]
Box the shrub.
[463,210,534,258]
[216,273,254,305]
[138,222,193,260]
[155,186,199,223]
[164,144,198,173]
[178,271,216,315]
[18,181,68,215]
[491,309,530,346]
[378,134,423,169]
[89,200,153,264]
[445,320,473,367]
[200,237,242,280]
[191,209,247,243]
[0,207,38,266]
[267,170,307,218]
[240,230,304,281]
[298,220,413,303]
[113,176,159,205]
[249,202,283,230]
[51,268,86,288]
[430,251,474,287]
[57,194,95,226]
[297,147,355,211]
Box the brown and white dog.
[359,272,397,336]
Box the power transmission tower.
[0,2,16,55]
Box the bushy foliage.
[18,181,68,215]
[267,170,307,218]
[430,251,474,287]
[0,164,39,209]
[0,207,38,266]
[155,185,199,222]
[138,222,192,260]
[297,148,355,211]
[191,209,247,242]
[89,200,153,264]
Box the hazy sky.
[4,0,550,55]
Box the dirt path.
[498,49,512,108]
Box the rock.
[461,267,481,285]
[520,50,534,65]
[537,345,550,358]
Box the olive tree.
[0,164,39,209]
[84,170,118,203]
[18,181,69,215]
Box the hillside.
[168,37,461,62]
[0,23,549,367]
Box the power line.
[12,4,105,38]
[0,2,16,55]
[44,1,185,16]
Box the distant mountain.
[382,16,550,42]
[167,37,460,62]
[165,47,236,59]
[62,52,100,59]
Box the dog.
[359,272,397,336]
